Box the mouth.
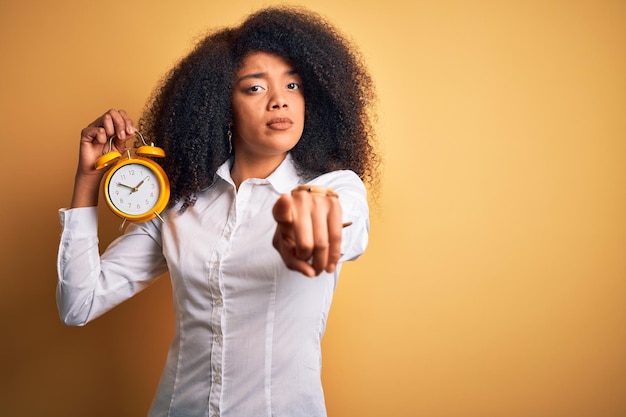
[267,117,294,130]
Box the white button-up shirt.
[57,154,369,417]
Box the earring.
[227,125,233,153]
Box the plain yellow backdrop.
[1,0,625,416]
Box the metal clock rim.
[102,156,170,223]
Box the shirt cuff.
[59,207,98,237]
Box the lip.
[267,117,294,130]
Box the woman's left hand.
[272,189,343,277]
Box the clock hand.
[131,176,150,192]
[116,182,135,191]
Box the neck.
[230,152,287,189]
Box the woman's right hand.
[77,109,136,176]
[71,109,136,208]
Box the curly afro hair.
[139,6,379,212]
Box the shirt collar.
[214,153,301,194]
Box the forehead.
[237,51,297,74]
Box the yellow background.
[1,0,624,416]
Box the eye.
[246,85,266,93]
[287,82,301,90]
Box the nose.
[268,90,288,110]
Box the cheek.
[235,114,259,133]
[295,98,306,125]
[231,103,254,133]
[230,98,244,122]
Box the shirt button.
[215,335,223,344]
[214,374,222,383]
[215,298,223,307]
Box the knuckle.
[297,243,314,255]
[328,228,342,241]
[313,238,329,250]
[328,250,341,263]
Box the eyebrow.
[236,69,299,84]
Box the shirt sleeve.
[56,207,168,326]
[309,170,370,263]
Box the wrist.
[71,172,103,208]
[292,184,338,198]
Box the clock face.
[106,162,162,216]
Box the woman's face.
[231,52,305,160]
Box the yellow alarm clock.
[95,131,170,226]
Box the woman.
[57,6,378,417]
